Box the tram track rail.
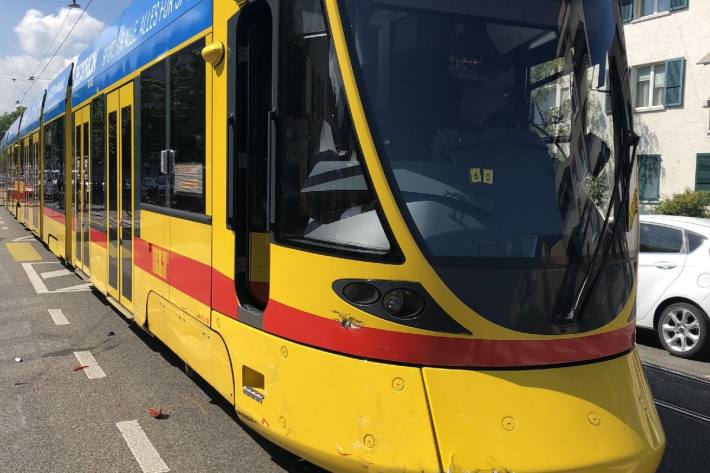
[642,362,710,424]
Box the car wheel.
[657,302,710,359]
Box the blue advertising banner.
[72,0,212,106]
[20,93,46,137]
[44,64,73,123]
[5,114,23,145]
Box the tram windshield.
[339,0,636,334]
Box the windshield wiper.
[556,128,639,331]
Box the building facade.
[622,0,710,210]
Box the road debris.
[14,357,22,362]
[72,365,90,372]
[148,407,164,419]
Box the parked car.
[637,215,710,358]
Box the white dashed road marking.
[117,420,170,473]
[73,351,106,379]
[2,227,7,230]
[41,268,72,279]
[48,308,69,325]
[21,262,92,294]
[11,235,35,242]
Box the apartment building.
[621,0,710,209]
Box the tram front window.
[339,0,635,334]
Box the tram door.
[106,84,134,311]
[72,107,91,274]
[235,1,272,309]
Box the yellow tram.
[1,0,665,471]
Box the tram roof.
[45,64,73,123]
[4,113,23,146]
[20,93,45,137]
[71,0,212,106]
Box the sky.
[0,0,133,114]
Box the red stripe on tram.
[263,300,636,368]
[212,268,239,319]
[128,238,635,368]
[90,228,108,247]
[133,237,212,308]
[43,206,66,225]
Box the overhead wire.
[19,0,94,106]
[27,5,74,80]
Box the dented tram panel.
[1,0,666,471]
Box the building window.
[634,58,685,109]
[641,0,671,16]
[638,154,661,201]
[622,0,688,22]
[696,154,710,191]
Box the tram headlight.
[382,289,424,319]
[343,282,380,305]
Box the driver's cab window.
[275,0,393,256]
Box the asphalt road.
[637,331,710,473]
[2,204,709,473]
[0,207,322,473]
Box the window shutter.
[696,154,710,191]
[605,92,612,114]
[639,155,661,201]
[671,0,688,11]
[621,0,634,22]
[664,58,685,107]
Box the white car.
[637,215,710,358]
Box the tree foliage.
[655,190,710,218]
[0,107,25,142]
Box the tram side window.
[139,38,206,214]
[91,97,106,230]
[274,0,391,255]
[44,118,65,212]
[140,61,166,207]
[170,40,206,213]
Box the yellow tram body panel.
[0,0,667,471]
[212,307,665,473]
[423,350,664,473]
[213,310,442,473]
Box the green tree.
[0,107,25,142]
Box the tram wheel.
[657,302,710,359]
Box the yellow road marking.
[5,242,42,261]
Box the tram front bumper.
[422,349,665,473]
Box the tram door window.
[44,117,66,213]
[22,140,28,222]
[27,138,33,227]
[90,96,107,287]
[234,1,272,309]
[106,84,135,310]
[33,135,39,231]
[72,107,91,274]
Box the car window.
[640,223,684,253]
[687,231,706,253]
